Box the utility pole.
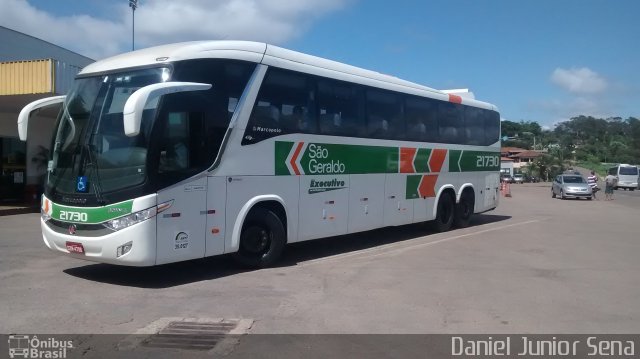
[129,0,138,51]
[521,131,537,150]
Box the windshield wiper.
[84,141,106,206]
[50,99,77,173]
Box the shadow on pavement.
[0,206,39,216]
[63,213,511,289]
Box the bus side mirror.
[122,82,212,137]
[17,95,66,141]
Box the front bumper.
[41,216,157,266]
[563,191,592,198]
[617,181,638,189]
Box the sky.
[1,0,638,128]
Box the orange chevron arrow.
[429,149,447,173]
[400,147,417,173]
[290,142,304,175]
[418,175,438,198]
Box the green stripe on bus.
[448,150,500,172]
[275,141,295,175]
[276,141,398,175]
[406,175,422,199]
[459,150,500,172]
[449,150,463,172]
[414,148,431,173]
[50,200,134,224]
[275,141,499,175]
[299,143,398,175]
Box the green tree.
[533,152,565,182]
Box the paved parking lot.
[1,183,639,335]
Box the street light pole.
[129,0,138,51]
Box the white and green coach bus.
[17,41,501,267]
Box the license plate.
[66,241,85,254]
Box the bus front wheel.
[432,192,454,232]
[235,207,286,268]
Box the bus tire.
[432,192,454,232]
[454,191,474,228]
[234,207,286,268]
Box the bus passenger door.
[153,106,210,265]
[155,178,207,265]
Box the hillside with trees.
[501,116,640,180]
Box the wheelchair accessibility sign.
[76,176,88,193]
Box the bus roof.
[79,40,497,111]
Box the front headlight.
[104,200,172,231]
[105,207,157,231]
[41,197,52,222]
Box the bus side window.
[159,112,196,173]
[438,102,464,144]
[484,109,500,145]
[404,96,438,143]
[154,91,208,183]
[464,106,484,146]
[317,78,364,137]
[366,89,402,140]
[242,68,315,145]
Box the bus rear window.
[620,167,638,176]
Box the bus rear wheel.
[235,207,286,268]
[432,192,454,232]
[454,191,474,228]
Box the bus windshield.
[47,68,167,202]
[45,59,256,206]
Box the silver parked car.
[551,174,592,200]
[513,174,525,184]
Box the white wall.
[501,162,514,176]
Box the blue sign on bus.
[76,176,88,192]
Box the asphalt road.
[1,183,639,340]
[607,185,640,209]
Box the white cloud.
[550,67,608,94]
[528,96,615,125]
[0,0,348,59]
[0,0,125,59]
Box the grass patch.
[577,161,612,177]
